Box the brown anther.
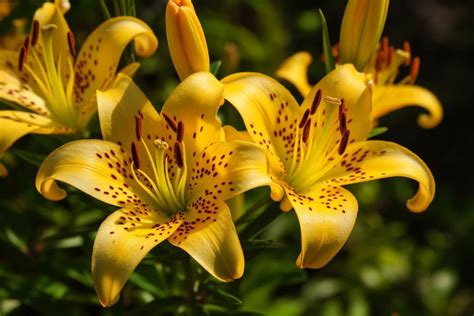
[338,98,346,120]
[135,116,142,141]
[67,32,76,58]
[162,112,178,132]
[176,121,184,142]
[174,142,184,168]
[23,36,31,54]
[403,41,411,66]
[302,118,311,143]
[18,46,26,72]
[410,57,420,83]
[131,142,141,169]
[299,109,310,128]
[338,130,350,155]
[389,46,395,65]
[31,20,40,46]
[310,89,322,114]
[339,112,347,136]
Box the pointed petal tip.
[98,293,120,308]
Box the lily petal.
[318,140,435,212]
[284,183,357,269]
[169,204,244,281]
[73,17,158,113]
[92,209,182,307]
[36,139,152,206]
[373,84,443,129]
[162,72,225,163]
[275,51,313,97]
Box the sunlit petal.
[275,51,313,97]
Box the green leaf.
[207,287,242,305]
[210,60,223,76]
[12,149,46,167]
[368,127,388,138]
[319,9,335,74]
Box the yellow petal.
[169,204,244,281]
[186,140,271,203]
[318,140,435,213]
[222,72,301,175]
[275,51,313,97]
[373,84,443,129]
[36,139,154,206]
[223,125,252,142]
[73,17,158,112]
[162,72,225,163]
[284,184,358,269]
[92,209,182,307]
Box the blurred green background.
[1,0,473,315]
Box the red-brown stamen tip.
[174,142,184,168]
[162,112,178,132]
[18,46,26,72]
[176,121,184,142]
[31,20,40,46]
[338,130,350,155]
[135,116,142,141]
[338,97,346,120]
[23,36,31,53]
[131,142,141,169]
[403,41,411,66]
[310,89,322,115]
[302,118,312,143]
[299,109,310,129]
[339,112,347,136]
[67,32,76,58]
[410,57,420,83]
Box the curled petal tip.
[417,110,443,129]
[39,178,67,201]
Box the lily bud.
[339,0,390,71]
[166,0,210,80]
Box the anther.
[135,116,142,141]
[162,112,178,132]
[176,121,184,142]
[131,142,141,169]
[67,32,76,58]
[338,130,350,155]
[31,20,39,46]
[409,57,420,83]
[339,112,347,136]
[302,118,311,143]
[403,41,411,66]
[338,98,346,120]
[310,89,322,114]
[18,47,26,72]
[23,36,31,54]
[381,37,389,61]
[299,109,310,129]
[174,142,184,168]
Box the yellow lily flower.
[166,0,210,80]
[275,6,443,129]
[0,1,158,176]
[223,64,435,269]
[36,72,271,307]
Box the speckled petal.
[318,140,435,213]
[373,84,443,129]
[73,17,158,113]
[162,72,226,164]
[92,209,182,307]
[283,184,358,269]
[169,204,244,281]
[36,139,153,206]
[275,51,313,97]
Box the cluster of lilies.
[0,0,442,307]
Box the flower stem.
[239,201,280,240]
[183,257,201,315]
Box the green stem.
[99,0,111,20]
[183,257,200,315]
[239,201,281,240]
[235,196,271,226]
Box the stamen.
[31,20,39,46]
[67,32,76,58]
[310,89,322,114]
[381,37,389,62]
[302,118,311,143]
[299,109,310,128]
[135,116,142,141]
[339,112,347,136]
[18,46,26,72]
[389,46,395,66]
[338,98,346,120]
[131,142,141,169]
[162,112,178,132]
[403,41,411,66]
[176,121,184,142]
[174,142,184,168]
[338,130,350,155]
[23,36,31,54]
[409,57,420,83]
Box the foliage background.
[0,0,473,315]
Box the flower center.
[18,20,78,128]
[129,114,188,215]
